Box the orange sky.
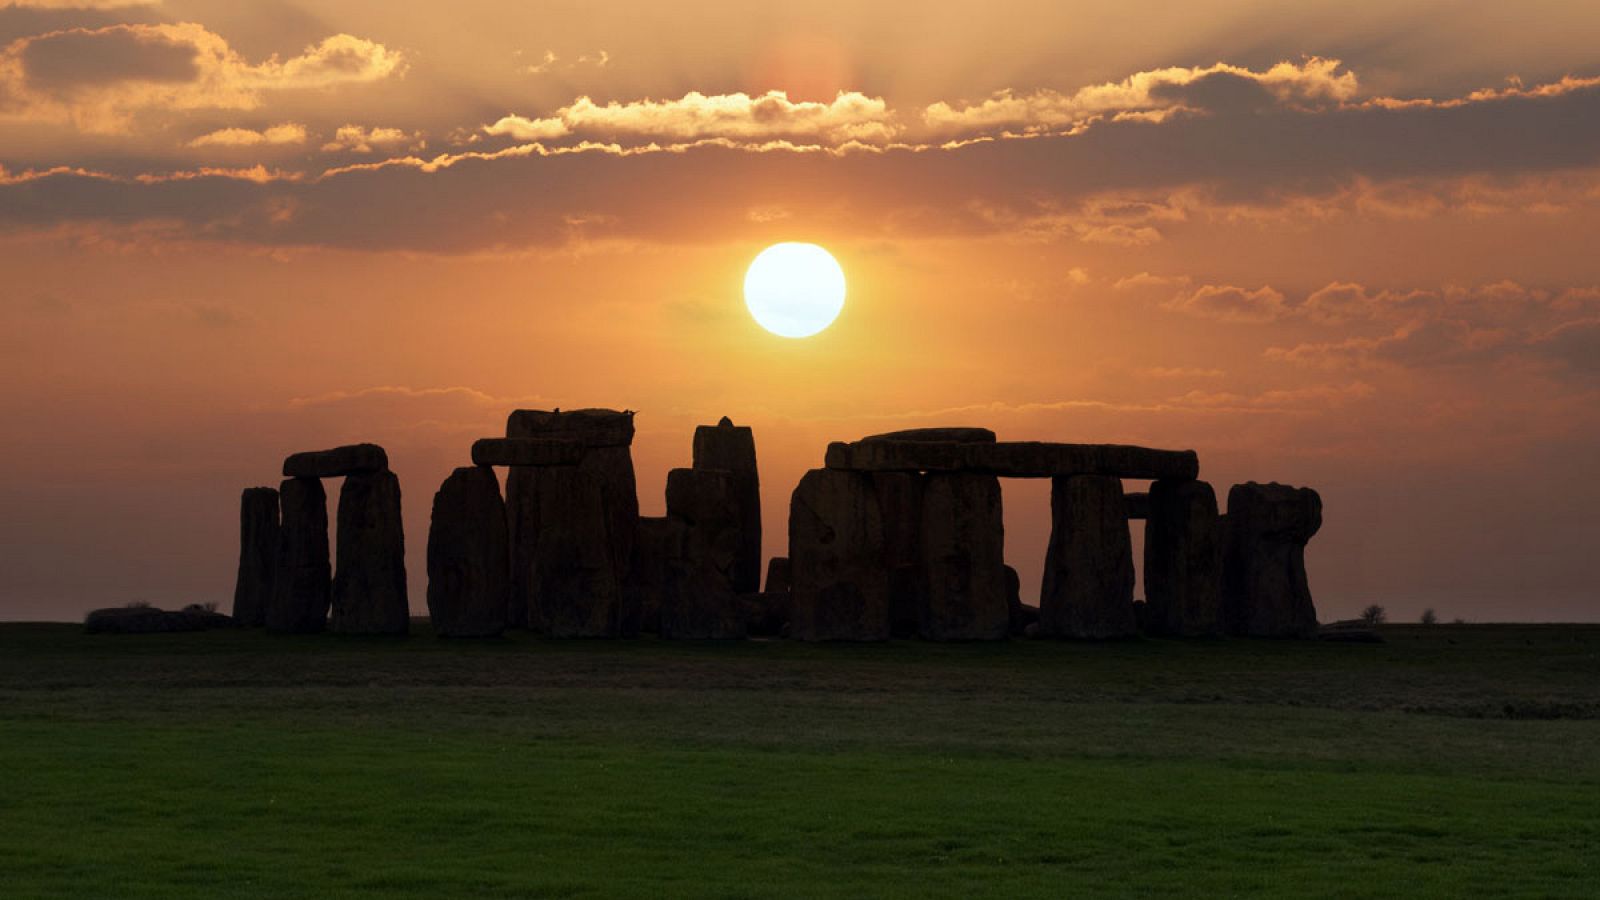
[2,0,1598,622]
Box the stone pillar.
[692,417,762,594]
[1222,482,1322,638]
[512,464,623,637]
[660,468,745,639]
[1039,474,1136,638]
[625,516,688,636]
[332,470,409,635]
[268,477,330,634]
[426,466,509,637]
[1144,479,1223,636]
[505,408,638,633]
[764,557,792,594]
[872,472,924,638]
[918,473,1009,641]
[232,486,279,627]
[788,468,890,641]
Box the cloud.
[485,89,898,145]
[1528,319,1600,376]
[320,124,422,154]
[0,23,404,132]
[3,1,158,7]
[1163,284,1287,323]
[188,122,305,148]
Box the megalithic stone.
[625,516,689,636]
[232,486,279,627]
[1222,482,1322,638]
[283,443,389,479]
[269,477,330,634]
[661,468,746,639]
[918,473,1009,641]
[1144,479,1223,636]
[764,557,791,594]
[1039,474,1137,639]
[872,472,924,638]
[788,468,890,641]
[513,464,623,637]
[426,466,509,638]
[332,470,409,635]
[692,417,762,594]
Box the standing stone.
[918,473,1009,641]
[426,467,509,637]
[788,468,890,641]
[661,468,746,639]
[269,477,330,634]
[1222,482,1322,638]
[764,557,791,594]
[625,516,689,636]
[1005,565,1039,636]
[511,465,622,637]
[872,472,924,638]
[232,487,279,627]
[1144,479,1224,636]
[332,470,409,635]
[1039,475,1136,638]
[505,409,638,632]
[692,417,762,594]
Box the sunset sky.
[2,0,1598,622]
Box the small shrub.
[1420,608,1438,626]
[1359,604,1387,626]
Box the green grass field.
[1,623,1597,898]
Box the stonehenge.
[233,410,1325,645]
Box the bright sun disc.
[744,242,846,338]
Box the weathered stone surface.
[826,440,1199,480]
[282,443,388,479]
[692,417,762,594]
[85,605,233,634]
[625,516,688,636]
[1144,479,1223,637]
[918,473,1009,640]
[508,465,623,637]
[1039,474,1137,638]
[332,470,409,635]
[788,468,890,641]
[232,486,279,627]
[872,472,924,638]
[426,466,509,637]
[764,557,791,594]
[269,477,330,633]
[1222,482,1322,638]
[470,438,583,468]
[661,468,746,639]
[861,427,997,444]
[506,408,634,447]
[1124,492,1150,520]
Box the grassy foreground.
[1,623,1597,899]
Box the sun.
[743,242,846,338]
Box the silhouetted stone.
[692,417,762,594]
[742,592,790,637]
[1005,565,1040,636]
[232,487,279,627]
[661,468,746,639]
[506,408,638,632]
[1318,621,1383,643]
[788,468,890,641]
[470,438,583,468]
[332,470,408,635]
[85,605,233,634]
[282,443,388,479]
[826,440,1199,480]
[1144,479,1223,636]
[764,557,791,594]
[1222,482,1322,638]
[625,516,688,636]
[872,472,924,638]
[861,427,997,444]
[1125,492,1150,520]
[918,473,1009,640]
[269,477,330,633]
[1039,474,1137,638]
[426,466,509,637]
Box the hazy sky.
[2,0,1598,622]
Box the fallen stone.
[661,468,746,639]
[872,472,924,639]
[470,438,583,468]
[1039,474,1137,638]
[861,427,997,444]
[692,417,762,594]
[332,470,409,635]
[826,440,1199,480]
[426,466,509,637]
[1222,482,1323,638]
[282,443,388,479]
[268,477,330,633]
[788,468,890,641]
[1144,479,1223,637]
[232,486,279,627]
[764,557,792,594]
[918,473,1009,641]
[508,464,624,637]
[1318,622,1384,643]
[85,605,234,634]
[1124,492,1150,520]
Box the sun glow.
[743,242,846,338]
